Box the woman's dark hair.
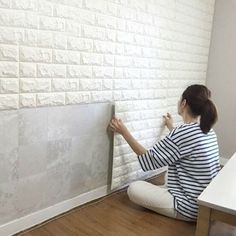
[182,84,218,134]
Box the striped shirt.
[137,123,221,220]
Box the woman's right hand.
[109,116,128,136]
[163,113,174,131]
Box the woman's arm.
[109,117,147,155]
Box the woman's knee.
[127,181,144,200]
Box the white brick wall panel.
[67,65,92,78]
[65,79,80,91]
[20,79,51,93]
[82,25,106,40]
[104,55,115,66]
[96,14,117,29]
[81,53,103,65]
[124,111,141,122]
[79,79,102,91]
[133,57,150,68]
[114,101,134,113]
[176,3,212,24]
[51,79,79,92]
[20,47,52,63]
[92,66,113,78]
[136,12,153,24]
[131,80,146,89]
[142,47,157,58]
[147,80,167,89]
[0,0,215,123]
[123,68,140,79]
[150,89,167,99]
[66,0,83,8]
[66,91,91,104]
[37,64,66,78]
[11,0,37,10]
[106,29,116,42]
[53,33,67,49]
[67,37,93,51]
[37,93,65,106]
[0,62,18,78]
[144,25,160,37]
[38,0,53,16]
[24,12,38,29]
[126,21,144,34]
[84,0,107,13]
[91,91,113,102]
[113,144,132,156]
[52,49,81,65]
[114,79,132,90]
[0,0,10,8]
[51,79,67,92]
[20,63,36,78]
[0,9,25,28]
[114,68,124,79]
[113,90,139,101]
[37,31,53,48]
[22,30,37,47]
[0,78,19,93]
[67,51,81,65]
[127,0,146,11]
[76,10,95,25]
[0,44,18,61]
[118,6,136,21]
[0,27,24,44]
[93,41,115,54]
[116,19,126,31]
[53,4,72,19]
[0,94,18,110]
[117,31,134,44]
[107,2,118,16]
[102,79,113,90]
[39,16,65,31]
[115,56,133,67]
[124,45,142,57]
[115,43,124,55]
[52,49,68,64]
[140,69,156,79]
[135,35,152,47]
[19,94,36,108]
[65,20,80,37]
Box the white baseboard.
[0,185,109,236]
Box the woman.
[109,84,221,221]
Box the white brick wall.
[0,0,215,110]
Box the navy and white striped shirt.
[137,123,221,220]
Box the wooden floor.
[17,192,195,236]
[17,176,236,236]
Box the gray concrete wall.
[0,103,113,225]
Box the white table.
[195,152,236,236]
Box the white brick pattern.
[112,99,169,189]
[0,0,214,110]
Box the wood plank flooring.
[16,175,236,236]
[17,190,195,236]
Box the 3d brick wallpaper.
[0,0,214,110]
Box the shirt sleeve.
[137,130,181,172]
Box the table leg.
[195,205,211,236]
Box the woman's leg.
[127,180,192,221]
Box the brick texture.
[0,0,215,110]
